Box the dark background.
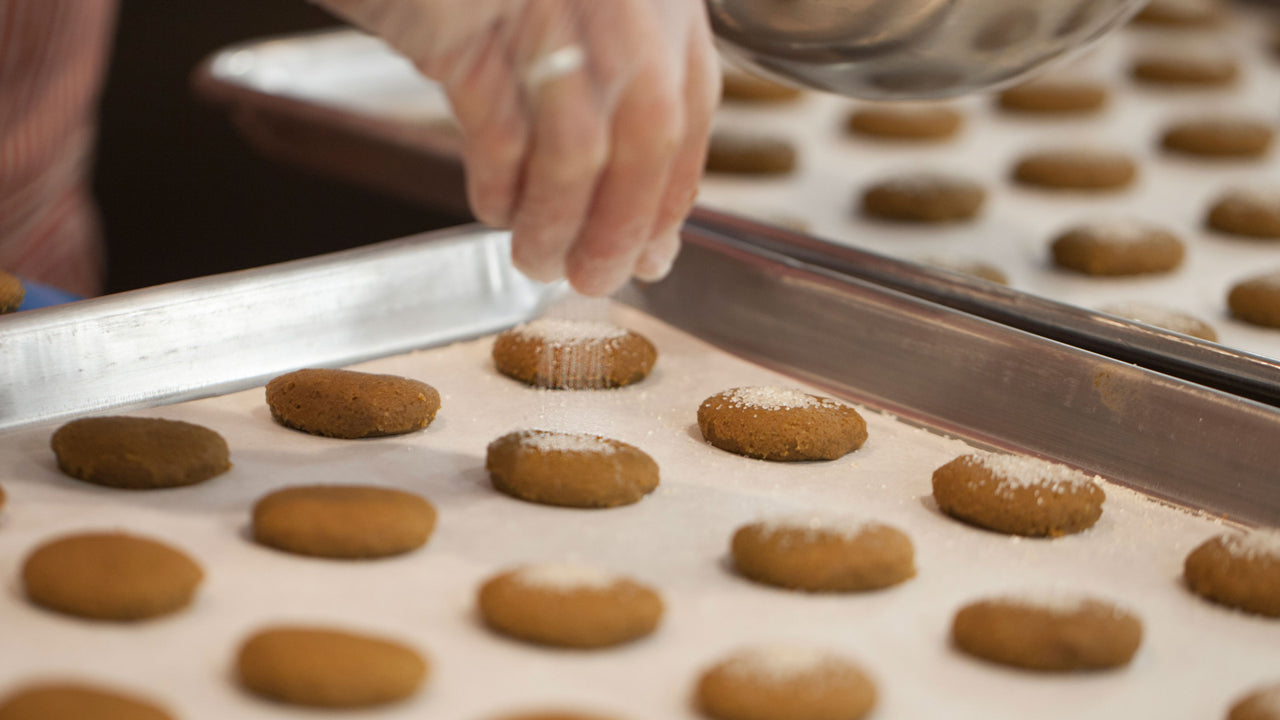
[92,1,467,294]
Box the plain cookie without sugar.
[1207,189,1280,239]
[1130,53,1239,86]
[1012,149,1137,190]
[1162,118,1274,158]
[846,104,963,141]
[265,368,440,439]
[1184,529,1280,617]
[1099,302,1217,341]
[997,78,1108,114]
[492,318,656,389]
[698,387,868,462]
[22,532,203,621]
[1228,682,1280,720]
[486,429,659,508]
[0,682,174,720]
[0,270,23,313]
[1228,271,1280,328]
[696,645,877,720]
[952,594,1143,671]
[478,563,663,649]
[860,173,985,222]
[722,69,802,103]
[252,484,436,559]
[932,452,1105,537]
[732,516,915,592]
[237,625,427,708]
[1050,220,1184,276]
[1131,0,1224,27]
[51,416,230,489]
[705,132,798,175]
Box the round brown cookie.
[951,594,1143,671]
[697,387,868,462]
[1162,118,1274,158]
[265,368,440,439]
[1207,189,1280,239]
[1012,148,1137,190]
[252,485,436,559]
[920,257,1009,285]
[931,452,1105,537]
[1131,0,1224,27]
[486,430,659,508]
[1050,220,1184,276]
[696,645,877,720]
[845,104,963,141]
[0,682,173,720]
[492,319,656,390]
[478,563,663,648]
[1228,271,1280,328]
[22,531,203,621]
[997,78,1108,114]
[1184,529,1280,617]
[732,516,915,592]
[1099,302,1218,341]
[1228,682,1280,720]
[722,69,802,103]
[51,416,230,490]
[237,625,427,708]
[1130,53,1239,86]
[860,173,985,222]
[0,270,23,313]
[705,132,797,175]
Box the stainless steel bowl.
[707,0,1146,99]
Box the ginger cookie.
[1050,220,1184,276]
[705,132,797,175]
[1012,149,1137,190]
[997,78,1108,114]
[0,270,23,313]
[486,430,659,508]
[1228,271,1280,328]
[265,368,440,439]
[478,563,663,648]
[1184,529,1280,617]
[1130,53,1239,86]
[0,682,174,720]
[237,625,427,708]
[845,104,963,141]
[252,485,436,559]
[951,594,1143,671]
[931,452,1105,537]
[1162,118,1274,158]
[732,516,915,592]
[22,531,203,621]
[697,387,868,462]
[1099,302,1218,341]
[51,416,230,490]
[860,173,985,222]
[492,319,656,390]
[1131,0,1224,27]
[921,257,1009,284]
[1228,682,1280,720]
[722,69,802,103]
[696,645,877,720]
[1207,189,1280,239]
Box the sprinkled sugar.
[1222,528,1280,561]
[727,386,823,411]
[513,318,627,347]
[972,452,1097,495]
[757,514,876,542]
[1000,592,1093,615]
[514,563,619,591]
[1076,219,1166,245]
[518,430,616,455]
[723,645,841,681]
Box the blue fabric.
[15,278,82,311]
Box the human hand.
[315,0,721,296]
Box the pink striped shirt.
[0,0,116,296]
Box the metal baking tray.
[2,224,1276,525]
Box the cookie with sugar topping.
[696,645,877,720]
[0,682,174,720]
[931,452,1105,537]
[1228,681,1280,720]
[1012,148,1137,191]
[860,172,985,222]
[1207,189,1280,239]
[486,429,659,508]
[266,368,440,439]
[1184,528,1280,617]
[1050,219,1184,276]
[1099,302,1217,341]
[492,318,657,389]
[1162,118,1274,158]
[732,516,915,592]
[951,594,1143,671]
[478,563,663,648]
[1228,271,1280,328]
[845,103,963,141]
[697,387,868,462]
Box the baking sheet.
[2,300,1279,720]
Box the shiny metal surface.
[707,0,1145,98]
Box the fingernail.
[634,240,678,282]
